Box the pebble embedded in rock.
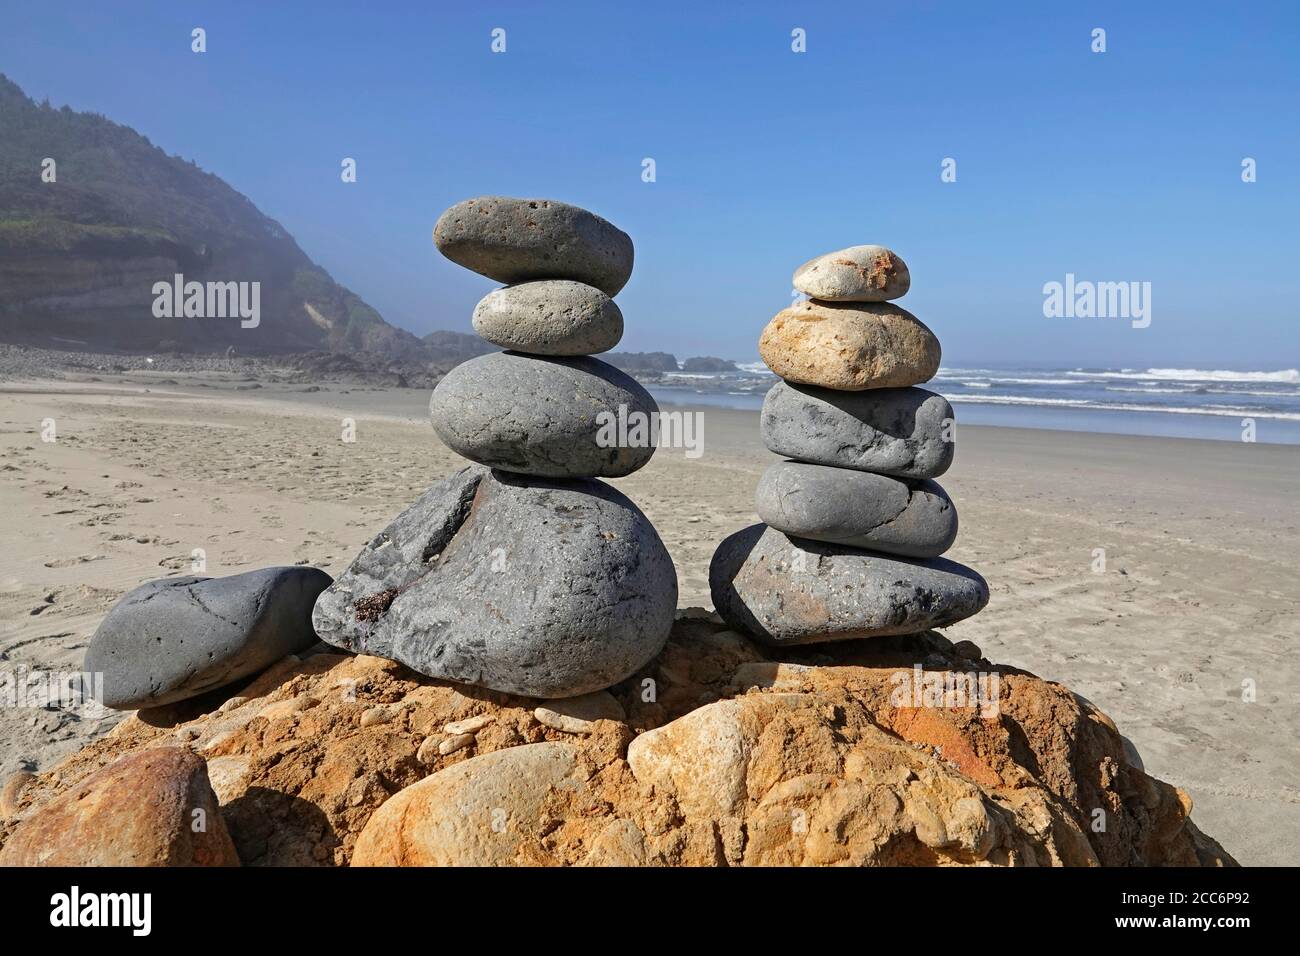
[755,460,958,557]
[84,566,332,710]
[312,465,678,698]
[709,524,989,647]
[758,300,940,390]
[761,381,955,479]
[792,244,910,301]
[434,196,634,296]
[533,690,625,734]
[472,280,623,355]
[429,351,659,478]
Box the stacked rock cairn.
[709,244,989,646]
[312,197,678,698]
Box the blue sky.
[4,1,1298,368]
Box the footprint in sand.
[42,554,106,568]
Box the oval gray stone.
[761,381,955,479]
[85,566,332,710]
[755,461,957,558]
[709,524,988,647]
[312,466,678,698]
[434,196,634,296]
[430,351,658,478]
[792,244,910,301]
[472,280,623,356]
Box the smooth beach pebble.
[755,460,957,558]
[761,381,955,479]
[759,300,940,390]
[708,524,989,647]
[792,244,910,301]
[84,565,331,710]
[472,279,623,355]
[429,351,659,478]
[433,196,634,296]
[312,465,678,699]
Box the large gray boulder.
[472,280,623,356]
[85,566,331,709]
[312,466,678,697]
[755,460,958,557]
[761,381,955,479]
[429,351,659,478]
[433,196,634,296]
[709,524,987,647]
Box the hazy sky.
[4,1,1298,368]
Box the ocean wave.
[944,394,1300,420]
[1071,367,1300,384]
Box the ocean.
[646,365,1300,445]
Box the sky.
[3,0,1298,368]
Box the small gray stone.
[762,381,955,479]
[434,196,634,296]
[792,244,910,301]
[472,280,623,356]
[312,466,677,698]
[430,351,658,478]
[85,566,332,710]
[709,524,988,647]
[755,461,957,558]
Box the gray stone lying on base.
[472,280,623,356]
[312,466,678,698]
[85,566,332,709]
[709,524,987,647]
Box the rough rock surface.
[0,617,1234,867]
[0,747,238,866]
[312,466,677,697]
[710,524,989,646]
[472,280,623,356]
[433,196,634,297]
[756,461,957,557]
[429,351,659,478]
[758,300,940,390]
[793,244,910,302]
[85,566,332,709]
[762,381,955,479]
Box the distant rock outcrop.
[603,351,679,372]
[681,356,737,372]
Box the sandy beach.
[1,370,1296,865]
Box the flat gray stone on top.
[434,196,634,297]
[472,280,623,356]
[709,524,988,647]
[430,351,659,478]
[312,466,677,698]
[761,381,955,479]
[755,460,957,558]
[85,566,332,710]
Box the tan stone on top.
[758,300,941,390]
[793,244,910,302]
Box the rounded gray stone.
[434,196,634,296]
[709,524,988,647]
[85,566,332,710]
[761,381,955,479]
[312,466,678,698]
[472,280,623,356]
[755,461,957,558]
[429,351,658,478]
